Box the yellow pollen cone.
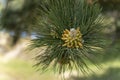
[61,27,83,48]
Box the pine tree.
[30,0,105,74]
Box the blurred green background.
[0,0,120,80]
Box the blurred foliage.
[98,0,120,11]
[0,0,44,45]
[97,0,120,45]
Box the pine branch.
[30,0,106,75]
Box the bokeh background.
[0,0,120,80]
